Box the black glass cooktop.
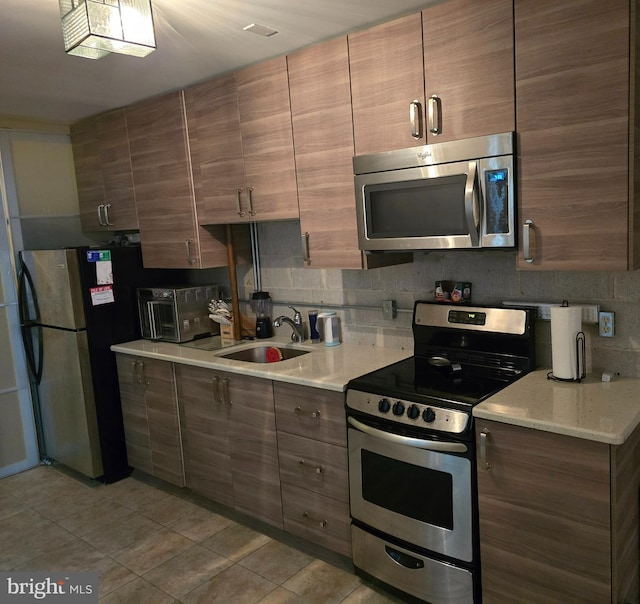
[347,356,521,410]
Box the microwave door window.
[364,175,468,239]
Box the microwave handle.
[464,161,480,247]
[347,416,468,453]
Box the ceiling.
[0,0,435,125]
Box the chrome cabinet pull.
[523,219,534,263]
[428,94,442,135]
[211,376,221,403]
[301,232,311,265]
[480,428,491,471]
[236,188,245,216]
[97,204,106,226]
[464,161,480,248]
[302,511,327,528]
[104,203,113,226]
[247,187,255,216]
[410,100,423,140]
[295,406,321,419]
[298,459,325,474]
[133,360,146,386]
[221,377,231,405]
[185,239,196,265]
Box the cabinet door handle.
[236,188,245,217]
[247,187,256,216]
[301,232,311,265]
[211,376,221,403]
[428,94,442,135]
[298,459,325,474]
[295,406,320,419]
[302,511,327,528]
[97,204,106,226]
[480,428,491,471]
[133,360,146,386]
[523,219,535,263]
[185,239,196,265]
[104,203,113,226]
[410,100,423,140]
[221,377,231,405]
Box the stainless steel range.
[346,302,536,604]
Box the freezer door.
[21,249,86,330]
[38,326,103,478]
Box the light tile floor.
[0,465,403,603]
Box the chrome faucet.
[273,305,305,343]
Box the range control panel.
[346,389,470,434]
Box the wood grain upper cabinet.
[116,354,184,487]
[126,91,229,269]
[515,0,638,270]
[349,12,426,155]
[70,109,138,232]
[476,419,640,603]
[422,0,515,143]
[184,56,299,225]
[288,37,412,270]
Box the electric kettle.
[317,311,341,346]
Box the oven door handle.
[347,417,468,453]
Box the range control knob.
[422,407,436,423]
[378,398,391,413]
[392,401,405,416]
[407,404,420,420]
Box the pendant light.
[59,0,156,60]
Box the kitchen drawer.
[274,382,346,446]
[278,432,348,503]
[281,482,351,557]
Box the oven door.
[347,416,473,563]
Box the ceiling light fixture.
[243,23,278,37]
[59,0,156,60]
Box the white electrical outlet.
[599,311,615,337]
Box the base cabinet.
[176,364,282,529]
[116,354,184,487]
[476,419,640,603]
[274,382,351,556]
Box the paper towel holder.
[547,330,586,383]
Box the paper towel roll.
[550,305,583,380]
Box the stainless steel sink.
[216,345,311,363]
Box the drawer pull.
[299,459,325,474]
[295,406,321,419]
[302,511,327,528]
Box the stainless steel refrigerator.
[17,246,162,482]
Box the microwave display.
[364,174,469,239]
[485,168,509,235]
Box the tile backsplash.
[237,221,640,378]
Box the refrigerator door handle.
[18,255,43,384]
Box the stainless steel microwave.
[353,132,515,252]
[137,285,219,343]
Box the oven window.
[364,175,468,238]
[361,449,454,530]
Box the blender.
[251,291,273,338]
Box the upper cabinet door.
[515,0,631,271]
[71,110,137,232]
[236,56,299,222]
[184,73,246,225]
[422,0,515,143]
[96,109,138,230]
[185,56,299,224]
[349,13,426,155]
[288,37,364,269]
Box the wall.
[238,221,640,378]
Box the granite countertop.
[473,369,640,445]
[111,336,411,392]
